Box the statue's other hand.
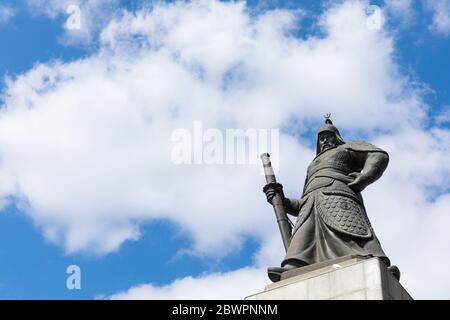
[347,172,367,193]
[263,182,284,204]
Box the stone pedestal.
[246,256,412,300]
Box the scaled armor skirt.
[282,180,390,268]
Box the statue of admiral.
[264,115,399,282]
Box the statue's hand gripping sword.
[260,153,292,252]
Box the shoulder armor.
[344,140,388,155]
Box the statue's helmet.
[316,115,345,155]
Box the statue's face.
[318,131,338,152]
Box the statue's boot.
[267,267,284,282]
[267,264,298,282]
[387,265,401,281]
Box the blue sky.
[4,0,259,299]
[0,0,449,299]
[0,207,258,299]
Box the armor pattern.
[307,147,353,180]
[345,140,388,154]
[316,191,372,238]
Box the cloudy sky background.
[0,0,449,299]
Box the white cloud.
[0,0,449,299]
[0,5,15,24]
[426,0,450,36]
[109,267,268,300]
[109,232,284,300]
[366,128,450,299]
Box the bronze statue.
[263,115,399,282]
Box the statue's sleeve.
[284,175,308,216]
[345,140,389,188]
[284,198,301,217]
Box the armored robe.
[281,140,390,269]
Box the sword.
[260,153,292,252]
